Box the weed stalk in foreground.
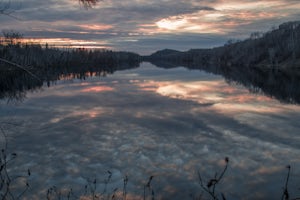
[144,175,155,200]
[198,157,229,200]
[0,126,30,200]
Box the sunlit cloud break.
[4,0,300,53]
[153,0,297,34]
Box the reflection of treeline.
[199,64,300,104]
[144,21,300,104]
[0,43,141,100]
[0,69,42,101]
[145,21,300,69]
[150,59,300,104]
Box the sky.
[1,0,300,54]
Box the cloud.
[3,0,300,53]
[150,0,300,35]
[78,24,114,31]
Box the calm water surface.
[1,62,300,199]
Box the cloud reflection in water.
[1,63,300,199]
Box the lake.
[0,62,300,199]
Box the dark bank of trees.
[0,39,141,100]
[153,60,300,104]
[0,40,141,71]
[144,21,300,104]
[145,21,300,69]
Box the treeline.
[0,43,141,71]
[0,42,141,100]
[144,21,300,104]
[145,21,300,69]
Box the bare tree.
[2,29,23,45]
[78,0,101,8]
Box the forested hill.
[144,21,300,69]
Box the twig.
[198,157,229,200]
[0,58,41,81]
[123,175,128,200]
[0,126,30,200]
[101,170,112,196]
[144,176,154,200]
[282,165,291,200]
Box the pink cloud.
[81,86,114,92]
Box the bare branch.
[282,165,291,200]
[0,58,41,81]
[0,0,21,20]
[198,157,229,200]
[78,0,101,9]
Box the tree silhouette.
[0,0,101,13]
[78,0,101,8]
[2,29,23,45]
